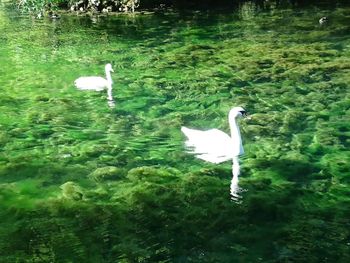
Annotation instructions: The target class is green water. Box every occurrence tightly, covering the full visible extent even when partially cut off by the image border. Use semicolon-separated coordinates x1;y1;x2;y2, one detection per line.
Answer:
1;1;350;262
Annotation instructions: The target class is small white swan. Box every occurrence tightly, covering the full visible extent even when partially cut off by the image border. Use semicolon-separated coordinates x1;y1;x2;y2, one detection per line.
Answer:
319;16;328;25
74;63;114;101
181;106;246;200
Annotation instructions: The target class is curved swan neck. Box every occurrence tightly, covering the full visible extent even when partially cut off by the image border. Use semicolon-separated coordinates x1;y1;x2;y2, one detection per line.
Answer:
229;115;241;140
105;69;113;85
228;114;243;155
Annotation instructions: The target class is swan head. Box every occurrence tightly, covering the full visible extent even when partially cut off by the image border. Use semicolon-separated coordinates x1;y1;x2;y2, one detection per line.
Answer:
105;63;114;73
229;106;247;119
319;16;328;25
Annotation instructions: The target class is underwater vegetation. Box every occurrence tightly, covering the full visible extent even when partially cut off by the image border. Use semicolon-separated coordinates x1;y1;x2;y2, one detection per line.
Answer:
0;1;350;262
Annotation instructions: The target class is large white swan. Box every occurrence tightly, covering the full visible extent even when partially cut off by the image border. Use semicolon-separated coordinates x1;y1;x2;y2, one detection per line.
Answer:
181;106;246;200
74;63;114;101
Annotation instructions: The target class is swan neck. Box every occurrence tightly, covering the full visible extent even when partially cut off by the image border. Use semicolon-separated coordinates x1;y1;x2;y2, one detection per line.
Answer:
106;69;113;84
229;115;242;150
229;115;240;137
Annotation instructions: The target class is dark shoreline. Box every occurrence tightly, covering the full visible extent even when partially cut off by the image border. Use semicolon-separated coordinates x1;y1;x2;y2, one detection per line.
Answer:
59;0;350;14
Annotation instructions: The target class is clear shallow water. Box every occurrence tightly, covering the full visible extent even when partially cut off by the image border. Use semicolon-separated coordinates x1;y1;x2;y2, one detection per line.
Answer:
0;1;350;262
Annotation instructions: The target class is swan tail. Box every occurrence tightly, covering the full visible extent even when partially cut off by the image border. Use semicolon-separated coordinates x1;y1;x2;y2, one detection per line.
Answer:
181;126;192;138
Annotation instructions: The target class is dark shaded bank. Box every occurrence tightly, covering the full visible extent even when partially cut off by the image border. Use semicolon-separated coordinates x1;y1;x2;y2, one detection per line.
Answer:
139;0;350;9
14;0;350;16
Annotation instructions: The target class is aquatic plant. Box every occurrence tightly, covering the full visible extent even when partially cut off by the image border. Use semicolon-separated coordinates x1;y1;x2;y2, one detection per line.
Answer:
89;166;126;182
60;181;84;200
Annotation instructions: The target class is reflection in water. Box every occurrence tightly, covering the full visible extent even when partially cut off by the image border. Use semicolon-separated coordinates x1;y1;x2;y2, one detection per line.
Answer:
107;98;116;108
230;156;248;202
230;156;241;201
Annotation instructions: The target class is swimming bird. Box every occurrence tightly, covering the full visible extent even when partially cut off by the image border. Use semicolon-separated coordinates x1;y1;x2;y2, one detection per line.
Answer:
181;106;246;199
319;16;328;25
181;107;246;163
74;63;114;101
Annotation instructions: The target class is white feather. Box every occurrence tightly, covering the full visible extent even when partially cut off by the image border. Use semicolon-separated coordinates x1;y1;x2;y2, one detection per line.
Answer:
181;127;233;163
181;107;245;164
74;76;109;91
74;63;114;101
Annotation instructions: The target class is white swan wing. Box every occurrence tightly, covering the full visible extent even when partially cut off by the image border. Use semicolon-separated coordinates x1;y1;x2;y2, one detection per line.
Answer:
74;76;108;91
181;126;234;164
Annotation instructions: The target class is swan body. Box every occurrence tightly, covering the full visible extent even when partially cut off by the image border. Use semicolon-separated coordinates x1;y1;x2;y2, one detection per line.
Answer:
181;106;246;200
74;63;114;100
181;107;245;164
75;76;109;91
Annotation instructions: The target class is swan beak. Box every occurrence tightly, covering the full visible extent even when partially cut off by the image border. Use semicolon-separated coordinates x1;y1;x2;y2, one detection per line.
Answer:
241;111;252;120
111;68;114;72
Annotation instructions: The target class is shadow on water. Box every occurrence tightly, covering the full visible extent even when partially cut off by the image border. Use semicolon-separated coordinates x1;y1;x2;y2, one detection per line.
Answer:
248;158;320;182
0;154;347;262
0;165;320;262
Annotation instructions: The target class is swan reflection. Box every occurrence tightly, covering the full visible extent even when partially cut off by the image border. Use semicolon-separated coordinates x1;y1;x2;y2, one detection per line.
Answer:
230;157;241;201
107;98;116;108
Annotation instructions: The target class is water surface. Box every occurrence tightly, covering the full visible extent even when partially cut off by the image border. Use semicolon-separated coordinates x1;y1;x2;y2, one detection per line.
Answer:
0;2;350;262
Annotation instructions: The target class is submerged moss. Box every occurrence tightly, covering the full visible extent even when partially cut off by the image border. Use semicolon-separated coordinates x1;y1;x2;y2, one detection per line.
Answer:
89;166;126;182
60;181;84;200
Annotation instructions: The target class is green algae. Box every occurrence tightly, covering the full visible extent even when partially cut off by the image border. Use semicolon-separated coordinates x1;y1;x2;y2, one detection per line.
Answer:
60;181;84;200
0;2;350;262
89;166;126;182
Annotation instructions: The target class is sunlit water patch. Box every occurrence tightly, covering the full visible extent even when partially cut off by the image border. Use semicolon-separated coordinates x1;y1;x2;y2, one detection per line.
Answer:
0;2;350;262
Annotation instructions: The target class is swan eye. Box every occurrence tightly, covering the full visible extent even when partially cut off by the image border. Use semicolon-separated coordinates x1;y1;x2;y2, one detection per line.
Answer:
239;110;246;116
